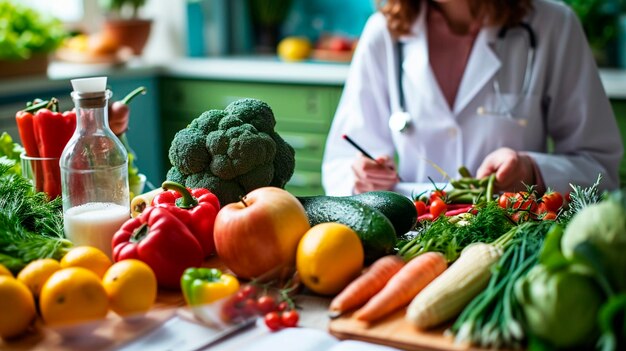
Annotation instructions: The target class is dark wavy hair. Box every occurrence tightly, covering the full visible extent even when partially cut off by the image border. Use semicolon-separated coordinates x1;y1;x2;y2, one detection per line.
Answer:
377;0;534;37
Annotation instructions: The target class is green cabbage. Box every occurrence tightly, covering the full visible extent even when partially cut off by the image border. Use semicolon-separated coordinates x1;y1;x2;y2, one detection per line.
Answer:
515;264;604;348
561;197;626;293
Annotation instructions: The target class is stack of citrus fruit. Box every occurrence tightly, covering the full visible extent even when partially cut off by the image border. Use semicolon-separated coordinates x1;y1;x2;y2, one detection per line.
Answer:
0;246;157;340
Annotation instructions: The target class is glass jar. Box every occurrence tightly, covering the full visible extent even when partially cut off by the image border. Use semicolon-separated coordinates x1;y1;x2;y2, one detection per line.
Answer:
60;83;130;258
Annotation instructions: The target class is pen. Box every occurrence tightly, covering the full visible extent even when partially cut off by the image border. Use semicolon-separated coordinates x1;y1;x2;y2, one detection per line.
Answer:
342;134;402;181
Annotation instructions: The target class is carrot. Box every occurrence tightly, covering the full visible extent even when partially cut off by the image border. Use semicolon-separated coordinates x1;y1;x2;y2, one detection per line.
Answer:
354;251;447;323
329;255;405;316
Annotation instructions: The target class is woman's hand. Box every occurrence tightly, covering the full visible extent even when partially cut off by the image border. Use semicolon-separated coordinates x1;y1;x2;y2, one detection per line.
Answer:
476;147;536;192
351;154;399;194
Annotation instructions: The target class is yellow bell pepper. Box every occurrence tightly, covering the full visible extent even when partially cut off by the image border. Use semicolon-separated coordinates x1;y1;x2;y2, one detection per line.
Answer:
181;267;239;306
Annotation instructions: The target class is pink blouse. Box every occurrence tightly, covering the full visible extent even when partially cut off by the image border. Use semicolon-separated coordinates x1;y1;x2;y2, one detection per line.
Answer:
427;5;480;109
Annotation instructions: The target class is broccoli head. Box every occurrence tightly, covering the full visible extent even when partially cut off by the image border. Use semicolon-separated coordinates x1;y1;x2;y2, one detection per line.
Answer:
167;98;295;205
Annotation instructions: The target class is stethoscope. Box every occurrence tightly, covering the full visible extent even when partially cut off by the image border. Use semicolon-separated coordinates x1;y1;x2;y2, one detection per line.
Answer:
388;22;538;133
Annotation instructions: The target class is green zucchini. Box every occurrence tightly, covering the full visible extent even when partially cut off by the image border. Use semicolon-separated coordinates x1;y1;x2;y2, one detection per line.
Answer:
297;195;397;262
346;191;417;235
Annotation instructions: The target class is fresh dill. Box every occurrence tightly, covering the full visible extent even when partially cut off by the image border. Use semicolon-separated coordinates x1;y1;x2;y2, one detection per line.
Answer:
0;160;71;273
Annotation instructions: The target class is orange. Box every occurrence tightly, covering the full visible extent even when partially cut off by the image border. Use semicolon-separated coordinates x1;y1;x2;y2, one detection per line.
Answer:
0;264;12;277
0;276;36;339
39;267;109;327
60;246;112;278
296;223;364;295
17;258;61;298
102;259;157;317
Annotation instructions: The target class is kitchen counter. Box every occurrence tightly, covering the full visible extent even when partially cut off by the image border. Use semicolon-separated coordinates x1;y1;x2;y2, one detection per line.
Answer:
1;57;624;98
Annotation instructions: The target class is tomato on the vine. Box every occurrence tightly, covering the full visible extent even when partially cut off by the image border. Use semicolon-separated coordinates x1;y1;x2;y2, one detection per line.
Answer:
256;295;276;314
242;298;257;316
430;189;446;202
277;301;289;312
542;211;557;221
498;192;516;209
264;311;283;331
281;310;299;328
235;285;257;302
414;200;427;216
429;198;448;218
511;211;530;223
512;192;538;212
541;191;564;213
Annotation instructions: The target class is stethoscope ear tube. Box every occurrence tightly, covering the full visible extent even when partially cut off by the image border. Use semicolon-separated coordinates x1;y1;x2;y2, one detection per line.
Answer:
389;40;412;133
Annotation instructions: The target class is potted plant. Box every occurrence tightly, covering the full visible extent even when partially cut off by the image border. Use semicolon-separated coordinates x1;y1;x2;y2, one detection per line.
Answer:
562;0;622;66
99;0;152;55
0;1;66;78
248;0;294;53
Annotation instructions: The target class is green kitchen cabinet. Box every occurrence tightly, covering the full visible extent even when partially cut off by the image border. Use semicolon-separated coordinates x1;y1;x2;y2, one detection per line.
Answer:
159;78;343;196
610;100;626;186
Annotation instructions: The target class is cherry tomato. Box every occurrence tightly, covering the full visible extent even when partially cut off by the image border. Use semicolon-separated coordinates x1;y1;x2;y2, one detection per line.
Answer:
430;189;446;202
281;310;299;328
536;202;548;215
498;192;516;209
512;192;538;212
277;301;289;312
414;200;427;216
541;191;564;213
256;295;276;314
264;312;283;331
235;285;257;302
511;211;530;224
242;298;257;316
429;198;448;218
220;298;239;323
542;211;557;221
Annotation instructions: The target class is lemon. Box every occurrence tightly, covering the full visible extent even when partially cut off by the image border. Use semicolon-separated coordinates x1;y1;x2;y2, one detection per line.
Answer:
0;276;36;339
17;258;61;298
296;223;364;295
278;37;312;62
60;246;112;279
40;267;109;327
102;259;157;317
0;264;12;277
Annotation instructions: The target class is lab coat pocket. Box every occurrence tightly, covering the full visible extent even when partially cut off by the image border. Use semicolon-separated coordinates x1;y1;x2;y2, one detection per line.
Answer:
479;93;543;128
477;93;544;149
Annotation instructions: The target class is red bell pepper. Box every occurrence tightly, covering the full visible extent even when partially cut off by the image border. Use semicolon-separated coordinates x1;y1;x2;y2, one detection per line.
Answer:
31;98;77;199
112;206;204;289
152;181;221;258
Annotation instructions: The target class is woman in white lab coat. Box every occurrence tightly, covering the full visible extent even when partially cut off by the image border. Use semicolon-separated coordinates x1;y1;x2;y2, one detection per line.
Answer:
322;0;623;196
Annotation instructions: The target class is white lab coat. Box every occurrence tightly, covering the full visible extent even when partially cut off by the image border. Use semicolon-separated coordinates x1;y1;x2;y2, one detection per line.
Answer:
322;0;623;196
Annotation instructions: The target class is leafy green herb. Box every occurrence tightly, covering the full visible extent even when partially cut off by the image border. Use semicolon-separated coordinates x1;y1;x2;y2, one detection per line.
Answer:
398;202;513;262
0;1;66;60
558;174;604;225
0;132;24;176
0;162;71;273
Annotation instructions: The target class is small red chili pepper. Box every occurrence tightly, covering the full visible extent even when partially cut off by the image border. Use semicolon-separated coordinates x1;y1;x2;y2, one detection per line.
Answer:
152;181;221;258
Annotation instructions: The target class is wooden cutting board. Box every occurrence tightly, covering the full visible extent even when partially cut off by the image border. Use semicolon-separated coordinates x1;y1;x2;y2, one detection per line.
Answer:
329;309;489;351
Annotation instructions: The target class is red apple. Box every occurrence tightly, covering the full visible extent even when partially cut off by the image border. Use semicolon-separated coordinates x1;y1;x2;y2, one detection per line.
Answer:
328;36;353;52
213;187;310;279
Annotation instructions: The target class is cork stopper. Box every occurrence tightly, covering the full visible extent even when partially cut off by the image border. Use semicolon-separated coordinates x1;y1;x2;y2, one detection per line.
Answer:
70;77;109;108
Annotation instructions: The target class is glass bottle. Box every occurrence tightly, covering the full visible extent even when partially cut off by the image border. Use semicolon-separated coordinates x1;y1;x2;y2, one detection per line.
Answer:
60;77;130;258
